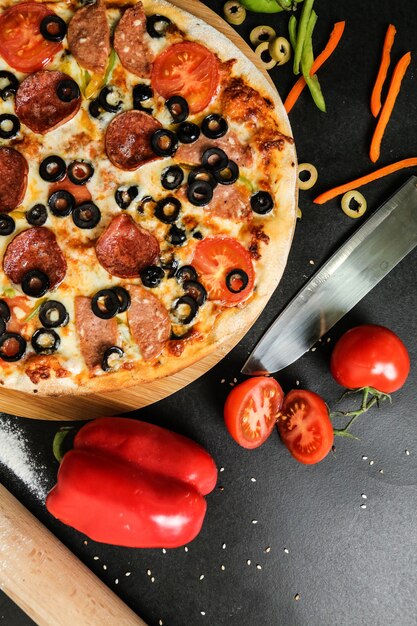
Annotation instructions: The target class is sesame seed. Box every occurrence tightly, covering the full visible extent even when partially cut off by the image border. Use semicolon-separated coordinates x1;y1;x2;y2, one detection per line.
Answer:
125;572;131;577
222;543;226;549
221;379;225;384
151;577;155;583
93;556;99;560
256;564;262;570
221;565;225;571
284;548;289;554
162;548;166;554
296;380;300;385
326;337;331;343
251;478;256;483
184;546;188;552
115;579;119;584
229;382;234;387
220;467;225;472
361;494;367;499
252;520;258;524
83;540;88;545
360;504;367;509
309;260;315;265
159;621;163;626
294;593;301;601
201;611;206;616
264;547;271;553
369;460;374;466
199;574;205;580
103;565;107;570
379;469;384;474
218;486;224;491
147;570;151;576
405;449;410;455
247;559;251;565
362;455;368;460
311;347;317;352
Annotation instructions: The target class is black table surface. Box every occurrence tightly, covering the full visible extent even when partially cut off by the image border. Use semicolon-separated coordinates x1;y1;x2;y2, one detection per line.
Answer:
2;1;417;625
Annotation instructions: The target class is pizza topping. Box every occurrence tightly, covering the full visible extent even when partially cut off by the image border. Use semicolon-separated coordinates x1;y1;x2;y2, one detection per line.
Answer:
39;155;66;183
151;129;179;158
112;286;131;313
3;227;67;291
127;285;171;362
0;300;10;323
67;0;110;75
160;252;178;278
74;296;118;370
209;183;251;221
48;190;75;217
0;71;19;101
72;202;101;230
183;280;207;307
0;332;26;362
49;176;91;207
105;110;162;171
151;42;220;115
214;160;239;185
161;166;184;191
166;96;189;123
155;197;181;224
167;224;187;246
101;345;124;372
146;14;172;39
98;85;122;114
140;265;165;289
175;131;253;168
0;216;15;237
15;71;81;135
202;148;229;172
177;122;200;145
67;161;94;186
176;265;198;283
26;204;47;227
188;167;218;190
226;269;249;294
39;301;69;329
91;289;120;320
172;295;198;325
132;83;153;113
114;3;152;78
21;269;50;298
40;15;67;43
88;99;102;119
0;114;20;140
201;114;228;140
251;190;274;214
31;328;60;355
115;185;138;210
0;147;28;213
95;214;159;278
187;180;213;207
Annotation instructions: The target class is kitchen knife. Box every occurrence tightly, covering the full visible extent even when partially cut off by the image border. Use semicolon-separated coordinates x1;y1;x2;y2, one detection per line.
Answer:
242;176;417;375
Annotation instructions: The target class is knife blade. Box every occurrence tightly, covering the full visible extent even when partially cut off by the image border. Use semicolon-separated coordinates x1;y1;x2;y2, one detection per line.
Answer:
241;176;417;375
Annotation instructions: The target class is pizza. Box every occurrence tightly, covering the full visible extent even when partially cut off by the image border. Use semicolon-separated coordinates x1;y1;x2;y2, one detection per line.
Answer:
0;0;297;395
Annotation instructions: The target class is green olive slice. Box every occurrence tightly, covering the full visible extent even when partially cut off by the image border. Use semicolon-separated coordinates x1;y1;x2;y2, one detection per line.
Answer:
250;25;276;47
341;190;367;218
224;1;246;25
298;163;318;190
269;36;291;65
255;41;277;70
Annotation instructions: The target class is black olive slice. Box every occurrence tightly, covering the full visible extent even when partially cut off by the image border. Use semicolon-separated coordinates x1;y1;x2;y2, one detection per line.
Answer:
214;160;239;185
165;96;189;123
187;180;213;207
250;190;274;215
201;147;229;172
67;160;94;185
0;71;19;101
173;295;198;325
56;79;80;103
134;102;154;115
112;286;131;313
192;230;203;240
0;114;20;139
72;202;101;229
0;299;10;323
188;167;218;189
201;114;228;139
161;165;184;190
137;195;156;215
101;345;124;372
40;15;67;42
115;185;139;210
168;224;187;246
39;155;66;183
0;318;5;336
0;215;15;236
183;280;207;306
151;129;178;157
88;98;102;118
39;300;69;328
177;122;200;144
154;197;181;224
0;332;26;362
132;83;153;102
225;268;249;293
31;328;60;355
26;204;48;227
98;85;122;113
160;254;178;278
21;270;50;298
48;190;75;217
140;265;165;288
175;265;198;283
146;14;171;38
91;289;120;319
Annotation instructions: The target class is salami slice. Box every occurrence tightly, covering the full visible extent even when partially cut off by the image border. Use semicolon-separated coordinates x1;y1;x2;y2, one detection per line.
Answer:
0;147;28;213
95;214;159;278
127;285;171;361
67;0;110;75
75;296;118;370
3;227;67;290
209;183;252;221
175;131;253;168
114;3;152;78
105;110;162;170
15;71;81;135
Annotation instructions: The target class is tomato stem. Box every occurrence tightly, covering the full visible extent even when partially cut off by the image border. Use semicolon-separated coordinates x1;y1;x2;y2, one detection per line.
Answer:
331;387;391;438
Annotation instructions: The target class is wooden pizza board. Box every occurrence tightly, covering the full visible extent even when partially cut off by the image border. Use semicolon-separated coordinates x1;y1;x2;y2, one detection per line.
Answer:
0;1;289;421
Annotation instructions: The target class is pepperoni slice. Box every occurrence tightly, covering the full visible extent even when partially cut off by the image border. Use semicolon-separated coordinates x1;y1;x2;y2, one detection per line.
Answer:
15;71;81;135
175;132;253;168
95;214;159;278
67;0;110;75
127;285;171;361
3;227;67;290
0;147;28;213
75;296;118;370
49;176;92;207
209;183;252;221
105;110;162;171
114;3;152;78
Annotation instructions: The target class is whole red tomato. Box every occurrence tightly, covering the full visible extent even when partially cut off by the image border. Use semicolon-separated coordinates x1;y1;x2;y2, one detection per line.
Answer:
330;325;410;393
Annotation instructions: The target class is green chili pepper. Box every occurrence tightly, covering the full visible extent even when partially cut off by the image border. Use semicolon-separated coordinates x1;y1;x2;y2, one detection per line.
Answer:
300;10;326;112
293;0;314;74
240;0;303;13
103;48;117;85
23;297;47;323
288;14;297;49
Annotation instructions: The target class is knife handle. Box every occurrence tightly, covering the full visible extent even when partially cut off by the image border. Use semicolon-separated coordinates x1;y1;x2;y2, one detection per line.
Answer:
0;484;146;626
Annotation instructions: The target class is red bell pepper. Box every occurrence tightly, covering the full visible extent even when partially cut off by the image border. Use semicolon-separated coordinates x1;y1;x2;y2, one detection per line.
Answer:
46;418;218;548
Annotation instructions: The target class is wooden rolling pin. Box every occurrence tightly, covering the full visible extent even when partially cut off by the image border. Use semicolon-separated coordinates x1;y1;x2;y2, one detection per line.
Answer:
0;484;146;626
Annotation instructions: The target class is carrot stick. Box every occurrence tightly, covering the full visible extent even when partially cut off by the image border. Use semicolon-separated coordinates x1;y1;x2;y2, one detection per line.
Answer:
284;21;345;114
314;158;417;204
369;52;411;163
370;24;397;118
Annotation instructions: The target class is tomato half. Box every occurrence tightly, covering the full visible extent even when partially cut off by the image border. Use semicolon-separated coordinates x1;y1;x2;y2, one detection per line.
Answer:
0;3;62;73
224;377;284;449
151;42;219;114
330;324;410;394
277;390;334;464
192;236;255;306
